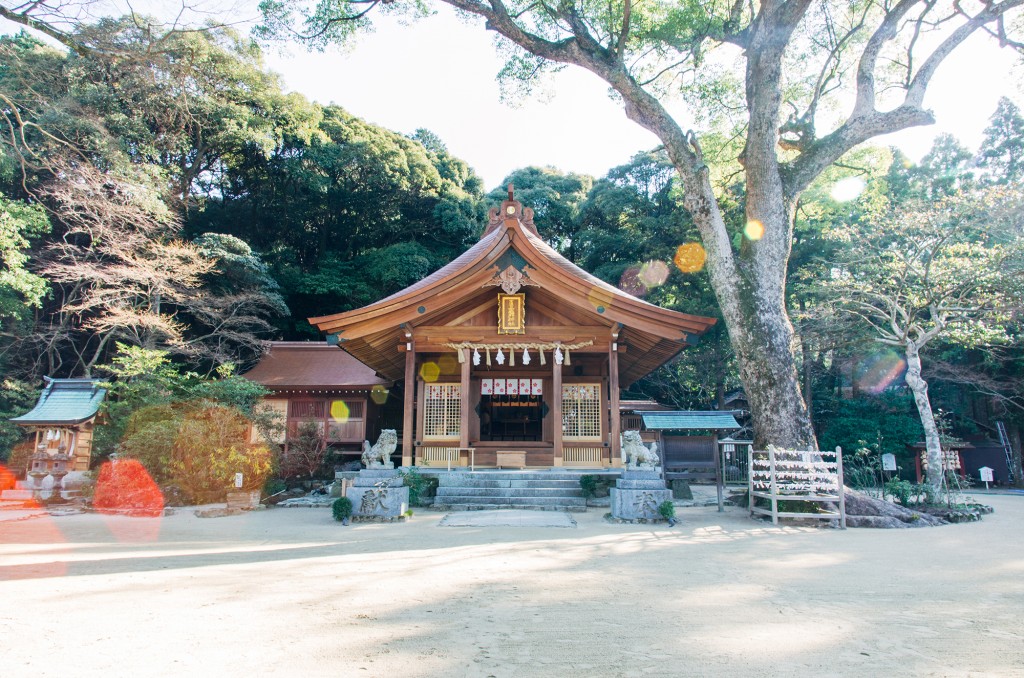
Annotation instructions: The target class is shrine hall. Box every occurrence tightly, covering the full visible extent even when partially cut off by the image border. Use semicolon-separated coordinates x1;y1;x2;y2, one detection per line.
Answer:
306;188;717;469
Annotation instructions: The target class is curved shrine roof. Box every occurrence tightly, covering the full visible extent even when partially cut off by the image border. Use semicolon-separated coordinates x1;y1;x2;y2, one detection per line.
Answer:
308;193;716;384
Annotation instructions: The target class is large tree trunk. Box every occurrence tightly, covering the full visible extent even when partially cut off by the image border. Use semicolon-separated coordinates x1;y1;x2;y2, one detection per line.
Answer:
676;164;816;451
903;341;943;491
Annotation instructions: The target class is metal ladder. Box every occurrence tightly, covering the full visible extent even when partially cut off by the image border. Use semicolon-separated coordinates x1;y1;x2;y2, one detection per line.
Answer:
997;421;1015;484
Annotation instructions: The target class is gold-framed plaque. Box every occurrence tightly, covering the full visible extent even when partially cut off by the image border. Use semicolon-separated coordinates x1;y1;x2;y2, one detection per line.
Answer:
497;293;525;335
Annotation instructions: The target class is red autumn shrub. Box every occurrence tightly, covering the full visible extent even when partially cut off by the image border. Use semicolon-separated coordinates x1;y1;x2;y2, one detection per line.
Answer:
0;463;16;491
93;459;164;516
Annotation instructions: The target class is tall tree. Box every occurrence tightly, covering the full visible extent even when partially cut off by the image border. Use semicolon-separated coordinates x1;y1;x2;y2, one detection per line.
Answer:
977;97;1024;186
825;189;1023;490
258;0;1024;448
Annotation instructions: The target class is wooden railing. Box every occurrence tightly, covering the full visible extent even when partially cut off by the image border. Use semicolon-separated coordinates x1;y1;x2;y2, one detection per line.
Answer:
562;446;605;467
417;446;462;468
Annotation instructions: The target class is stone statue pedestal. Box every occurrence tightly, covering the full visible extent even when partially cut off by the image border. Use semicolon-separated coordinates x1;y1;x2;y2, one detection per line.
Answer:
610;469;672;521
346;469;409;521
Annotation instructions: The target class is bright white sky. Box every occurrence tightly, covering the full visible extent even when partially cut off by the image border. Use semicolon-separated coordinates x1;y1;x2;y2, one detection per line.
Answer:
3;1;1022;189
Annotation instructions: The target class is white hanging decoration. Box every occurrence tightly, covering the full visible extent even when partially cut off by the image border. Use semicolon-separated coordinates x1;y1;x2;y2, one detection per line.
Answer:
496;347;505;365
486;347;491;366
565;348;571;366
539;348;546;365
522;348;531;365
472;348;481;366
554;346;564;365
509;348;515;366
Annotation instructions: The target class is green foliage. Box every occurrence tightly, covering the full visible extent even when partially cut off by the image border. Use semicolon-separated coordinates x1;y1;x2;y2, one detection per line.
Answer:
0;196;49;319
0;379;40;463
817;392;923;477
658;500;676;521
884;479;935;507
332;496;353;521
94;344;270;467
579;474;598;499
118;401;273;503
400;466;438;507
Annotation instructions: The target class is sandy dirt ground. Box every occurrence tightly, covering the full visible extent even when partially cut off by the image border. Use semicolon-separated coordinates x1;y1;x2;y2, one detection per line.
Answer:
2;494;1023;678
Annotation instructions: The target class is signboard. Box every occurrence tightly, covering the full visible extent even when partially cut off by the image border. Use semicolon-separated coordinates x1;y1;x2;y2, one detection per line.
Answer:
882;453;897;471
979;467;994;483
234;473;244;489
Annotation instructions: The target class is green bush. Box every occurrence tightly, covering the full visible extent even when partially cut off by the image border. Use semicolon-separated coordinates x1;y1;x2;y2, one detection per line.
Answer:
401;467;438;507
658;500;675;521
332;496;353;521
579;475;598;498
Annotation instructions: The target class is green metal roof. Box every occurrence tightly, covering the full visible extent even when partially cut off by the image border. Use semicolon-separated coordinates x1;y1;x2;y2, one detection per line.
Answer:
11;378;106;426
638;411;740;431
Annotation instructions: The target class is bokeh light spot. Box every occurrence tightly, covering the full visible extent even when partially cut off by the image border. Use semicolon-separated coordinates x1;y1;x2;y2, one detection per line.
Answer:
744;220;765;241
587;287;613;312
673;243;706;273
330;400;350;421
370;385;389;405
638;260;669;288
419;361;440;382
619;267;647;297
855;350;907;394
438;354;458;375
831;176;866;202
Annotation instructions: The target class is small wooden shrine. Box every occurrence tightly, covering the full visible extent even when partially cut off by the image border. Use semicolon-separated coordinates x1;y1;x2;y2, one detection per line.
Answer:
309;187;717;468
11;378;107;473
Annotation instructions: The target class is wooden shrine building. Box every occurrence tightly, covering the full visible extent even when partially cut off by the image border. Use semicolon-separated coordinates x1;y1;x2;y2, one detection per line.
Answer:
11;378;107;472
309;188;717;469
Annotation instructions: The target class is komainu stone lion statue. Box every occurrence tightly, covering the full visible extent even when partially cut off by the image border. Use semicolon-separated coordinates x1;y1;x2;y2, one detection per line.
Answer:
361;429;397;469
621;430;660;469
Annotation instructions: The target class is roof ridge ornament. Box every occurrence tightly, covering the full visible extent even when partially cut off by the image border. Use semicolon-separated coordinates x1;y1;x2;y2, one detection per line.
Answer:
483;182;538;237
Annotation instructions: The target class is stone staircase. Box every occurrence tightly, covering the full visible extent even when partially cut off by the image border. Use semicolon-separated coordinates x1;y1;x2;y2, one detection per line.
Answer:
431;471;616;513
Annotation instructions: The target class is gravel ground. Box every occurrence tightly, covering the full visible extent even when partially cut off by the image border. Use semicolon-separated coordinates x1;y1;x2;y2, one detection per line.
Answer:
1;494;1022;678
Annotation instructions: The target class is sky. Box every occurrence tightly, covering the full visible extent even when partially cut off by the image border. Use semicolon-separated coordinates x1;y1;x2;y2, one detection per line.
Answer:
3;1;1022;190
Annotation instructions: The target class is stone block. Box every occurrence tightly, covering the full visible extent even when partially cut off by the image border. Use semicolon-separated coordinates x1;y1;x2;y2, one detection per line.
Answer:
610;487;673;521
351;469;405;487
619;469;663;481
670;479;693;500
347;484;409;519
616;479;668;490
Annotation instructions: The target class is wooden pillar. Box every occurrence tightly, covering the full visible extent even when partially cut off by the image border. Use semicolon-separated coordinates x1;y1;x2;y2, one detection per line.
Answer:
609;342;621;468
460;348;471;449
402;341;415;467
552;356;563;466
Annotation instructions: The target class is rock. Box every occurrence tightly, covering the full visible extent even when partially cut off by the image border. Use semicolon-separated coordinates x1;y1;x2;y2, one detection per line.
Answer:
844;490;946;527
847;515;912;529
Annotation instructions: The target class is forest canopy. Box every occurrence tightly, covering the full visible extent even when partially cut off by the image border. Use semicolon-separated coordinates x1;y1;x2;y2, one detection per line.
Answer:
0;8;1022;487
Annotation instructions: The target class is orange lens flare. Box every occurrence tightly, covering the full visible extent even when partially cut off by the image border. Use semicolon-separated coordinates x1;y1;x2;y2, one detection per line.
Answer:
673;243;706;273
744;220;765;240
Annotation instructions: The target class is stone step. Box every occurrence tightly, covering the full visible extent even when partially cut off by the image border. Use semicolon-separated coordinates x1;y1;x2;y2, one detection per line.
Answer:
437;478;584;490
435;487;583;498
435;502;588;513
432;472;616;482
0;489;35;501
434;494;586;507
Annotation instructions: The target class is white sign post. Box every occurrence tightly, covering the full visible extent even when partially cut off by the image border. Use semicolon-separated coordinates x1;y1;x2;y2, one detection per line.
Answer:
882;454;897;471
979;466;994;490
234;472;244;489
